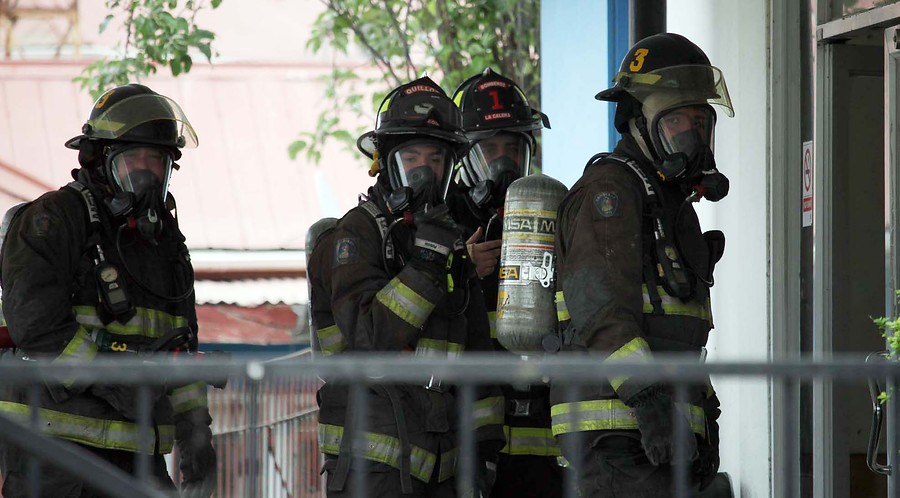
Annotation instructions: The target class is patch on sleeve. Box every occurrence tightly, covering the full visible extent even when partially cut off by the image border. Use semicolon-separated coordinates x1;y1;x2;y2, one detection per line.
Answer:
334;238;359;266
29;213;54;237
593;192;621;218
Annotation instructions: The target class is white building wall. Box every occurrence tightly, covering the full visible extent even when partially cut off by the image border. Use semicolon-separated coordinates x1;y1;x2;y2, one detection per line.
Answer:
669;2;772;496
542;1;776;496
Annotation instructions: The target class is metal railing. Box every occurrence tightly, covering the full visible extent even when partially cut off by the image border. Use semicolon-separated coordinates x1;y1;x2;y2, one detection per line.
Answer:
1;353;900;497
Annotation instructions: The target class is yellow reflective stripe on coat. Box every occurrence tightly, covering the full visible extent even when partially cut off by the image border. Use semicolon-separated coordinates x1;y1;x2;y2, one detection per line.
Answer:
169;382;208;414
414;338;464;359
72;305;189;338
473;395;505;429
606;337;653;392
555;291;570;322
53;326;99;388
641;285;712;324
376;277;435;329
550;399;706;438
487;311;497;339
438;447;459;482
316;324;346;355
318;423;436;482
0;401;175;454
500;426;561;456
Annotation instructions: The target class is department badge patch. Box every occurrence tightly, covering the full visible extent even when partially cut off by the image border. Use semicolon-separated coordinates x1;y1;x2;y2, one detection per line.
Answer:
594;192;620;218
334;238;358;266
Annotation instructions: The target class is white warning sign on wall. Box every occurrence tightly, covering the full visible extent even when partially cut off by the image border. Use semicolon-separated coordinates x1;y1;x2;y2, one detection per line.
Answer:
802;140;813;228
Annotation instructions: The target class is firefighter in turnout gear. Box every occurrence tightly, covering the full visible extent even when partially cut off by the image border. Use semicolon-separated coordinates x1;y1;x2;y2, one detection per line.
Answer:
447;68;563;498
316;76;506;497
550;33;731;496
0;84;216;497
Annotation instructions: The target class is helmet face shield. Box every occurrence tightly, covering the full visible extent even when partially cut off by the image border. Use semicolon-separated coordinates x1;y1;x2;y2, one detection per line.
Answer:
86;93;198;148
464;132;532;186
107;145;174;202
387;139;456;208
614;65;733;117
655;105;716;157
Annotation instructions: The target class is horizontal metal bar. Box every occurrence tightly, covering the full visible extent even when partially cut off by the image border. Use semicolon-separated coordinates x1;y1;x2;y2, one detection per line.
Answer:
2;354;900;385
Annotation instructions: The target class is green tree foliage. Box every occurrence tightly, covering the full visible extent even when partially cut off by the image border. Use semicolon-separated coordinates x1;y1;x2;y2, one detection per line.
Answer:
289;0;541;164
872;289;900;402
74;0;222;99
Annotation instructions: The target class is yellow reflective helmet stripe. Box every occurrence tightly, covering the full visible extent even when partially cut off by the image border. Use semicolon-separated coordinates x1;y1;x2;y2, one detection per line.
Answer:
500;426;561;456
318;423;436;483
550;398;706;438
0;401;175;454
376;277;435;328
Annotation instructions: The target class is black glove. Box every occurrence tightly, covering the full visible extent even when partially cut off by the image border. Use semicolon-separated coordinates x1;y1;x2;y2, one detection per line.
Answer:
628;386;698;466
176;408;217;498
411;205;463;277
475;457;498;498
695;392;721;490
90;383;166;421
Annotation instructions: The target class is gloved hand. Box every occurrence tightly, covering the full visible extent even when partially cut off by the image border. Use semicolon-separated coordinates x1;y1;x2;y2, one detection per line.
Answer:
90;383;166;421
475;457;498;498
411;205;463;277
176;408;217;498
465;226;502;279
695;392;721;490
628;386;698;466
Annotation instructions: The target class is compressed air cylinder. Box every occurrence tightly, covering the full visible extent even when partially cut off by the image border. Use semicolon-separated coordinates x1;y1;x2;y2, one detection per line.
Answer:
495;174;568;355
305;217;339;356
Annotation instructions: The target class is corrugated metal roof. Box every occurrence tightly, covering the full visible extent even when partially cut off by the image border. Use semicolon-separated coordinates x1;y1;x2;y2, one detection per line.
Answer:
193;278;307;306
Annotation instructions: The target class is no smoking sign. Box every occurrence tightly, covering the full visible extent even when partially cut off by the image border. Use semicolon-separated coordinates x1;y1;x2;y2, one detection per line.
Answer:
802;141;813;227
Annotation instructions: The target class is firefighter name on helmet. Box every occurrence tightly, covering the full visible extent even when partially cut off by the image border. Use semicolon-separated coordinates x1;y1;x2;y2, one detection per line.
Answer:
357;76;469;214
597;33;734;189
452;68;550;210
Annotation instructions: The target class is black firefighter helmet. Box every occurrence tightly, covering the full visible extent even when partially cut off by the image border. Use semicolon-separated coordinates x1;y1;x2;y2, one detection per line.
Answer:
356;76;468;213
597;33;734;183
452;68;550;210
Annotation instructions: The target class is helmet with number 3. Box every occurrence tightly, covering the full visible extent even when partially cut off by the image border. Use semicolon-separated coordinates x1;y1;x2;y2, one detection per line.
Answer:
597;33;734;182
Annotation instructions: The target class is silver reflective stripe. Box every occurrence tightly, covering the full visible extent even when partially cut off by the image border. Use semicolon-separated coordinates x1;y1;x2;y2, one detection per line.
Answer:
607;337;653;392
0;401;175;454
316;324;346;355
169;382;208;414
376;277;434;328
317;423;436;482
414;338;464;359
73;305;189;338
54;327;99;388
550;399;706;437
473;395;504;429
501;426;561;456
555;291;569;322
641;284;713;324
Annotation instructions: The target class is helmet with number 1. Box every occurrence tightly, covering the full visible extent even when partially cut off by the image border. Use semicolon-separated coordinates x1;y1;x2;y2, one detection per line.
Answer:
452;68;550;210
597;33;734;182
357;76;468;212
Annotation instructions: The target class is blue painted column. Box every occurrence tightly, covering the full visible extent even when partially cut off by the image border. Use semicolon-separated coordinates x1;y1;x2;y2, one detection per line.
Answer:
540;0;629;188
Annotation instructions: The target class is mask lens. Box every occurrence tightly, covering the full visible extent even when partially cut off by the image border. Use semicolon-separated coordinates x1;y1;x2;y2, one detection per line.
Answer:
465;133;531;185
390;140;453;196
109;146;173;201
656;106;715;157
